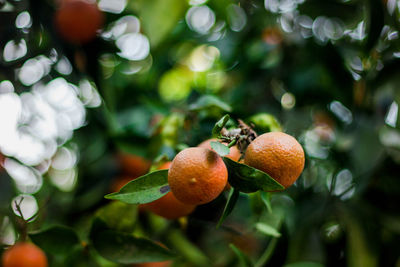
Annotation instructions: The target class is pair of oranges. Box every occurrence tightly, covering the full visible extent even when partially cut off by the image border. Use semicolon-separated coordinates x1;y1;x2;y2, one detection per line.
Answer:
169;132;305;205
146;131;305;220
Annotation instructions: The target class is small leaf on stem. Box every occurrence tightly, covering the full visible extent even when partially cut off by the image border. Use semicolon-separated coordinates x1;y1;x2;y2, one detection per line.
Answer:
105;170;169;204
210;141;230;157
223;157;284;193
212;114;230;136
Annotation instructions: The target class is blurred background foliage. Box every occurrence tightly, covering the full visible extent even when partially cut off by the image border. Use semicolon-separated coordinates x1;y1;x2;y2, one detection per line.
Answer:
1;0;400;266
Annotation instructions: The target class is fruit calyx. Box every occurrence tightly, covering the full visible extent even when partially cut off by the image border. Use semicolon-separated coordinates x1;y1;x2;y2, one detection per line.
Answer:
220;119;258;156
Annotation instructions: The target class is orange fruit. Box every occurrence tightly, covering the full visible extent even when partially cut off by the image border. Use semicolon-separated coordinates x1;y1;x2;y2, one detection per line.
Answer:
2;242;48;267
143;191;196;219
143;162;196;219
168;147;228;205
244;132;305;188
117;153;151;177
198;138;241;161
54;0;104;44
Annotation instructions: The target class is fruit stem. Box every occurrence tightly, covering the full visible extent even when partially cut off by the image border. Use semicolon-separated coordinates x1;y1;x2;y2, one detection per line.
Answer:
227;139;237;148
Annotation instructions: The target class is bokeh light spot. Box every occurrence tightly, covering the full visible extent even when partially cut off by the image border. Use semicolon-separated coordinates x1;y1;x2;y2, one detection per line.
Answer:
11;194;38;220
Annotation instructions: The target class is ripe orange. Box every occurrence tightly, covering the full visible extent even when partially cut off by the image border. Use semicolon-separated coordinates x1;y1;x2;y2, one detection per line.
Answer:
143;191;196;219
168;147;228;205
117;153;151;177
2;242;48;267
244;132;305;188
54;0;104;44
198;138;241;161
143;162;196;219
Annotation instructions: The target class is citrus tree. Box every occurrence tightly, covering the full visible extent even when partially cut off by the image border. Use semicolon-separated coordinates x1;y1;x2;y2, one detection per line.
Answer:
1;0;400;266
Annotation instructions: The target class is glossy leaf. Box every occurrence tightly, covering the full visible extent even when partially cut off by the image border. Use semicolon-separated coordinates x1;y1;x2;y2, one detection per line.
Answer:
255;222;281;238
212;114;230;136
223;157;284;193
105;170;169;204
189;95;232;113
210;141;230;157
247;113;282;132
217;188;240;228
30;226;80;255
91;219;175;264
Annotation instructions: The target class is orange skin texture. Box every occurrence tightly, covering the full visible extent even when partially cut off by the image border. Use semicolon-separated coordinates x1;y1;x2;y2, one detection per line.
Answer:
2;242;48;267
198;139;240;191
168;148;228;205
143;161;196;219
198;138;241;162
117;153;151;177
244;132;305;188
54;0;104;44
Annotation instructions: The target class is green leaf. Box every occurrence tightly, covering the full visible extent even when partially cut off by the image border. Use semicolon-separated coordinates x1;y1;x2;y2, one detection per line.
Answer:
223;157;285;193
129;0;188;48
212;114;230;136
247;113;282;132
189;95;232;113
91;219;175;264
105;170;169;204
255;223;281;238
229;244;254;267
217;188;240;228
96;201;138;233
210;141;230;157
30;226;80;255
